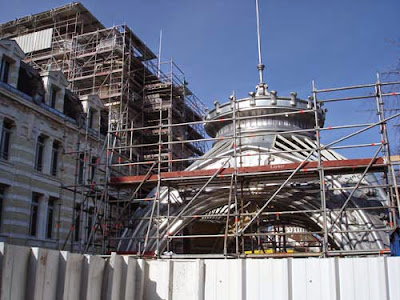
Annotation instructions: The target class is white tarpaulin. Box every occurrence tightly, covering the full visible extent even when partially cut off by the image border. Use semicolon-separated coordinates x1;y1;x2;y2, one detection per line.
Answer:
13;28;53;53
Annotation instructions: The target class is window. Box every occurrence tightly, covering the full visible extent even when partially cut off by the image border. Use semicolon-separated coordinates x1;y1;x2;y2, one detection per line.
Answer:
29;193;41;236
74;203;81;242
90;156;98;182
0;57;10;84
0;185;5;230
87;207;94;241
0;119;13;160
51;141;60;176
46;197;57;239
49;85;58;109
34;135;46;172
88;108;96;129
78;153;85;184
100;111;108;136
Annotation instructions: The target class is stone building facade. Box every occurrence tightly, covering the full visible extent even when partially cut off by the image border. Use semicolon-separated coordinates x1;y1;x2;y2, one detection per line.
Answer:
0;40;105;250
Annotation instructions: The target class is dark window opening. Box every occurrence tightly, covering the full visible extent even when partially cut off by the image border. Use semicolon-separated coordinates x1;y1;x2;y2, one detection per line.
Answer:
0;119;13;160
35;135;46;172
63;90;84;123
50;85;58;109
17;61;43;99
88;109;96;129
87;207;94;241
78;153;85;184
30;193;40;236
100;110;108;136
0;58;11;84
51;141;60;176
46;197;56;239
74;203;81;242
0;185;5;230
90;156;97;182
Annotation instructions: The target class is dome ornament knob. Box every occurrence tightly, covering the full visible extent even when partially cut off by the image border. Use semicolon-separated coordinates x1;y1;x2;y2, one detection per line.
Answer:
290;92;297;107
214;101;220;115
256;83;269;96
307;96;313;109
249;91;256;106
270;90;277;105
229;92;236;109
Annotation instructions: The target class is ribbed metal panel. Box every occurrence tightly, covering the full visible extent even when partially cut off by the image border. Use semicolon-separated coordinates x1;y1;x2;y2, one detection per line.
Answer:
13;28;53;53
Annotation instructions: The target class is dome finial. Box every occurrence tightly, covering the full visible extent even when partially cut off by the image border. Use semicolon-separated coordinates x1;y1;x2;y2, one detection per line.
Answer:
255;0;268;96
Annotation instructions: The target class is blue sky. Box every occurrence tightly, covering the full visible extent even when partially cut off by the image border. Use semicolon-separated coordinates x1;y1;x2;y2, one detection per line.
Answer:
1;0;400;155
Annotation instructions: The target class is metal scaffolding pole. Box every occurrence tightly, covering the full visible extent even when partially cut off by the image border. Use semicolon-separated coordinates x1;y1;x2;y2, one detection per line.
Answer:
312;81;329;255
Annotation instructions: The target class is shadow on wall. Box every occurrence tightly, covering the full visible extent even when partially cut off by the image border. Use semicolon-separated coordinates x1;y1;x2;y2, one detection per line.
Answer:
145;279;164;300
136;259;164;300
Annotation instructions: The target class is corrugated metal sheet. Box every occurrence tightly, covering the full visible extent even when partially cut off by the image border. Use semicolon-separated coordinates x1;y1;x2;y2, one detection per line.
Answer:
12;28;53;53
291;258;336;300
1;243;399;300
246;259;289;300
338;257;387;300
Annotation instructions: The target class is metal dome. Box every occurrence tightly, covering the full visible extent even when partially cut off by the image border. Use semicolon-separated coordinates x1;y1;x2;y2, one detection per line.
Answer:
117;85;389;255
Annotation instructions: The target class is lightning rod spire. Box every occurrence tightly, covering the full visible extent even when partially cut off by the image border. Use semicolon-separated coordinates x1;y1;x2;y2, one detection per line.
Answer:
255;0;268;95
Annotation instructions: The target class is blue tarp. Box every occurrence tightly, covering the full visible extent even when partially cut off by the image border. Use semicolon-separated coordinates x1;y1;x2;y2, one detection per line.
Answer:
390;229;400;256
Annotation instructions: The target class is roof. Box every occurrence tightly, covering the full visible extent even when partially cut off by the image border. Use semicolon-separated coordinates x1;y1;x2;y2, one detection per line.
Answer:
123;25;156;60
0;2;156;60
0;2;104;38
0;39;25;60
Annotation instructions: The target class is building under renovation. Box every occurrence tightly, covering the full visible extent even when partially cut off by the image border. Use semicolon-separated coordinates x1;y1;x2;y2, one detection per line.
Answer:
113;76;400;257
0;2;206;252
2;2;400;300
0;38;107;249
0;2;399;259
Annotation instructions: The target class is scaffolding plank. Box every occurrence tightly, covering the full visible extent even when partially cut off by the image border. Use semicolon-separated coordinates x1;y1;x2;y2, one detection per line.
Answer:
110;157;385;185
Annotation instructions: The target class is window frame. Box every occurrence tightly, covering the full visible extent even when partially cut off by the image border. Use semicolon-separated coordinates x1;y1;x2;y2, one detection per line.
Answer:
78;153;85;184
51;141;60;176
49;85;58;109
0;119;13;160
88;108;96;129
0;57;11;84
86;206;94;241
46;197;57;239
90;156;98;182
34;135;46;172
74;203;81;242
0;185;5;231
29;192;41;237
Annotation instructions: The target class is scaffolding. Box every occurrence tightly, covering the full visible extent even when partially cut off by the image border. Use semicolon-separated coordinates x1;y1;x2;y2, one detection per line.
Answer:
2;3;400;257
62;51;207;253
108;76;400;257
0;3;207;254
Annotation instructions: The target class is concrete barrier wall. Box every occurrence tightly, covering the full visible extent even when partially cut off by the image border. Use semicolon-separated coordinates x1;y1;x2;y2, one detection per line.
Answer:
0;242;399;300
